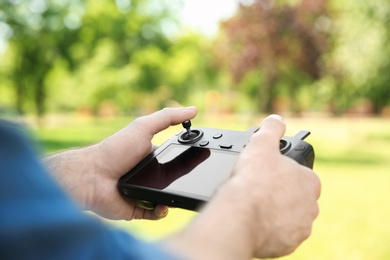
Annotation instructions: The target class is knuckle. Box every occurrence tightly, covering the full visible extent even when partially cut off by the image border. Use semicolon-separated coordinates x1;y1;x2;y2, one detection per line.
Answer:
311;173;322;198
132;115;147;126
313;203;320;219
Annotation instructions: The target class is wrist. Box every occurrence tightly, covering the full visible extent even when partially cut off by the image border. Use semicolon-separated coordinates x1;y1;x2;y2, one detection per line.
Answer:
81;145;100;212
42;146;97;210
82;142;114;213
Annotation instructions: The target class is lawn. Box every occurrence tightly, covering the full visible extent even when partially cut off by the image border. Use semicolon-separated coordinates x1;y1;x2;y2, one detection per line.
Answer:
35;114;390;260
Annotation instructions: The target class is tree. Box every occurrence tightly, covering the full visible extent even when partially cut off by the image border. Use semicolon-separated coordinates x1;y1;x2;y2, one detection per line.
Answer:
359;1;390;113
0;0;83;116
0;0;183;117
214;0;332;113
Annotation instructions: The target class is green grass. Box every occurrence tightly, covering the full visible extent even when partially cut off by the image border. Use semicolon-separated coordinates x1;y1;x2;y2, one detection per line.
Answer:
34;114;390;260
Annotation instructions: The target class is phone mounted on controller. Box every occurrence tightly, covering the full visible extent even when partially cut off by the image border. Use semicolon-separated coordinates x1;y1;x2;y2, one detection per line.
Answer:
118;120;315;211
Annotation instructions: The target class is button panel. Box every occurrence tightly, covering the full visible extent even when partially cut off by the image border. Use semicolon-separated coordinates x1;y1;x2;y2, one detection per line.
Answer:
175;127;268;153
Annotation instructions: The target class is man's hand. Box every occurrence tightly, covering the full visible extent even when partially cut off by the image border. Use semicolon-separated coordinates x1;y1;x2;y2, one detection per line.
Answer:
232;115;321;258
164;115;321;260
43;107;197;221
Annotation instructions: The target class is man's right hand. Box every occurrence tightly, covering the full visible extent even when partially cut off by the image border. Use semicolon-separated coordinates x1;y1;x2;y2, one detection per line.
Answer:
231;114;321;258
163;114;321;260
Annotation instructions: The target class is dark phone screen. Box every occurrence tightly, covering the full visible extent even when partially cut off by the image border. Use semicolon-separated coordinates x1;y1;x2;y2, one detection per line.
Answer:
125;144;239;198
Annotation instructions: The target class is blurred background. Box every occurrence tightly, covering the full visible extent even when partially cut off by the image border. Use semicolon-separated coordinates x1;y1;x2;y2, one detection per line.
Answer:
1;0;390;259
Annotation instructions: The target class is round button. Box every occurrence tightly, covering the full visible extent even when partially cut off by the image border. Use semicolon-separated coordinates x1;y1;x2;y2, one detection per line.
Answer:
199;141;209;147
213;133;223;139
279;139;291;154
219;144;233;149
294;144;306;151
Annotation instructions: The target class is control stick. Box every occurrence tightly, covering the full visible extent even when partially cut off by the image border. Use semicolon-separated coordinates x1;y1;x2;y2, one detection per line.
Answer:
179;120;203;143
182;120;192;137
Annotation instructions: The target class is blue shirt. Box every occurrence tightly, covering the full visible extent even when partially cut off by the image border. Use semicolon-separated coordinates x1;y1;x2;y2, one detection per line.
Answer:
0;120;175;259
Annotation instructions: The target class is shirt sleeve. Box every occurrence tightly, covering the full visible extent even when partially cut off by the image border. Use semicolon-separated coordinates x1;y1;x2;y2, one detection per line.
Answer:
0;120;176;260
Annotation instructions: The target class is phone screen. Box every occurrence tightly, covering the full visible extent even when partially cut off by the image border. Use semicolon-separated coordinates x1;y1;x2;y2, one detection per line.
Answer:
124;144;239;198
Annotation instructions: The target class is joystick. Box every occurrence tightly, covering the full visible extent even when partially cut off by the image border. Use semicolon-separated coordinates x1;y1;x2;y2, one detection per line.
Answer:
182;120;192;137
179;120;203;143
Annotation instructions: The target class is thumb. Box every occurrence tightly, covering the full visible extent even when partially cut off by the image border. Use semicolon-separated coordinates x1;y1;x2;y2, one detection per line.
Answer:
249;114;286;153
131;107;198;137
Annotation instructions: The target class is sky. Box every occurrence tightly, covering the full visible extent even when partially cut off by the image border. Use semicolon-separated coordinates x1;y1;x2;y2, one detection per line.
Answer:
179;0;240;36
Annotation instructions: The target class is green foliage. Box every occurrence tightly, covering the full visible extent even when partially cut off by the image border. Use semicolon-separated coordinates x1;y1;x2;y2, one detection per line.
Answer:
359;1;390;112
0;0;184;115
211;0;390;115
1;0;390;116
0;0;83;115
329;0;390;114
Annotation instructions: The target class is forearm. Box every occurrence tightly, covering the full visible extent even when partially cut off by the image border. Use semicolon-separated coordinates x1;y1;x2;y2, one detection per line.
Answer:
42;145;97;210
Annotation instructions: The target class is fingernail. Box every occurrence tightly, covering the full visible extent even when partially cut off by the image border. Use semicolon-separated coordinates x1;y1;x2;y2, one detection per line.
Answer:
157;206;169;218
267;114;284;122
160;209;168;218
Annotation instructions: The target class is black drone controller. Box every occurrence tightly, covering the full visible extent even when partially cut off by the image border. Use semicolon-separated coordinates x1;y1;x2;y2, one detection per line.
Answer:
118;120;315;211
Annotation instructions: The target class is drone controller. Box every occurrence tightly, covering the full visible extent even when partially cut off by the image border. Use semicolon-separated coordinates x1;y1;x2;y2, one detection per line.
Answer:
118;120;315;211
